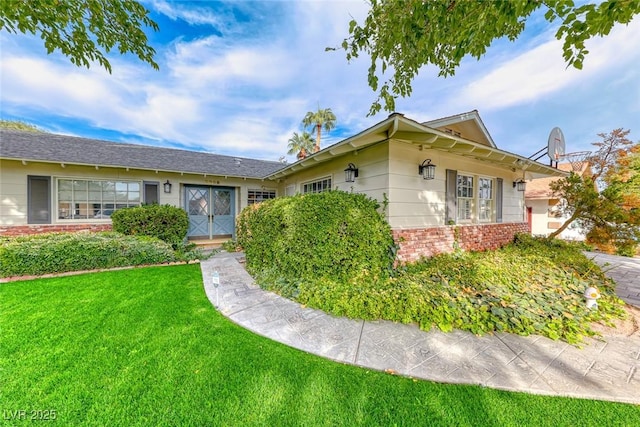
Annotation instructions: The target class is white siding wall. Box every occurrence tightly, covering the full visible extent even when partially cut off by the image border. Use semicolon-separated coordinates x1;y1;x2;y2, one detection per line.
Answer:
387;141;526;228
528;199;549;236
0;159;269;225
527;198;586;240
274;140;528;229
276;142;390;207
0;160;28;225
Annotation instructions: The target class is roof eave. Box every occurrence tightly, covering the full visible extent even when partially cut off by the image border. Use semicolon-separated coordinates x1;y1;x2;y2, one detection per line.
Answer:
266;114;402;180
266;114;567;180
1;156;268;180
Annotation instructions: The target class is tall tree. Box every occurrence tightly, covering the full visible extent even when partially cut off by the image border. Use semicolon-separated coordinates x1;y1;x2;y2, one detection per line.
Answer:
287;131;315;160
338;0;640;115
549;129;639;252
0;0;159;73
302;107;337;153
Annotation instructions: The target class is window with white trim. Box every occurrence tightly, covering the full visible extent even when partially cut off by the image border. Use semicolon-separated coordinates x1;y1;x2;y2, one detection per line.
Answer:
302;177;332;194
57;179;141;219
248;189;276;205
447;170;502;224
478;177;494;222
456;174;474;221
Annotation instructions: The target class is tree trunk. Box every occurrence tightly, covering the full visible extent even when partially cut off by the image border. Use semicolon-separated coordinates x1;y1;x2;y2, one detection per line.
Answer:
549;210;581;239
314;124;321;152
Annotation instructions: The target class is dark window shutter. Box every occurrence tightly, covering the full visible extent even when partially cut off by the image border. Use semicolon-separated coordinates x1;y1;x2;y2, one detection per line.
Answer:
445;169;457;224
496;178;503;223
144;182;159;204
28;175;51;224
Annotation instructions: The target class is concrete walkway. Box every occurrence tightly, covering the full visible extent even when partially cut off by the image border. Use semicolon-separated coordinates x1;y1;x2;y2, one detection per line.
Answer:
200;252;640;405
586;252;640;308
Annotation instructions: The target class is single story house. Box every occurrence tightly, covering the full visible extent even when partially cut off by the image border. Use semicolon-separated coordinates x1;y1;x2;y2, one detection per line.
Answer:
525;162;589;240
0;111;565;261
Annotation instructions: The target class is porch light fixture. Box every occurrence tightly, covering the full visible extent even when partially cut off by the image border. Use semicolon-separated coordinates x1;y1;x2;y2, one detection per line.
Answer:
163;180;172;193
418;159;436;180
344;163;359;183
513;179;526;191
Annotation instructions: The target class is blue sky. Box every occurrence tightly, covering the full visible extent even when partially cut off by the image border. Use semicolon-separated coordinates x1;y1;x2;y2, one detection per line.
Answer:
1;1;639;163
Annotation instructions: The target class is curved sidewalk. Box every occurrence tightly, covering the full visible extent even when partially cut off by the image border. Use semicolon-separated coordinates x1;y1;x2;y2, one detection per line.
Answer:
200;252;640;405
586;252;640;308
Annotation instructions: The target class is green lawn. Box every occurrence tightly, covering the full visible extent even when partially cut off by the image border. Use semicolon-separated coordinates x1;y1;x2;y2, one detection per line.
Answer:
1;265;638;426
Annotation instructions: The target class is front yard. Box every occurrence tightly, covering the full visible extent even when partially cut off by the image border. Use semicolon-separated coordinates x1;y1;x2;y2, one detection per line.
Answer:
2;265;638;426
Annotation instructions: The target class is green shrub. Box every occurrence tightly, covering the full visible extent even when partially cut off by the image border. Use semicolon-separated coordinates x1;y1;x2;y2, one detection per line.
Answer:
237;191;396;295
615;242;638;257
111;204;189;249
221;239;242;252
0;232;176;277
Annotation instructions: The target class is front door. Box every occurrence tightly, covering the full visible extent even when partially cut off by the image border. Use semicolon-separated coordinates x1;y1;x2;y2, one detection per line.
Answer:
185;186;235;239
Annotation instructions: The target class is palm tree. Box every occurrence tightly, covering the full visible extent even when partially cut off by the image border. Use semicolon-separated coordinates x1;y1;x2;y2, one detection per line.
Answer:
302;107;336;153
287;131;315;160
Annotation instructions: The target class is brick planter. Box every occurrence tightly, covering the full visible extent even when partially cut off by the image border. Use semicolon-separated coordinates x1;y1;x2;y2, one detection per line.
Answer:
0;224;113;237
393;223;529;263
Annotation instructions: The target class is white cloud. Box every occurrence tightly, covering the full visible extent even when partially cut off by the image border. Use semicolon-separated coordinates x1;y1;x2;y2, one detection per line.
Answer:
453;18;640;111
167;36;297;89
1;56;120;117
1;1;637;163
151;0;234;29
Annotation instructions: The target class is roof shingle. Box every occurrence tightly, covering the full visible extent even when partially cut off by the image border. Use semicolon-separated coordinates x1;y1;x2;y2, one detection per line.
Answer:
0;129;285;178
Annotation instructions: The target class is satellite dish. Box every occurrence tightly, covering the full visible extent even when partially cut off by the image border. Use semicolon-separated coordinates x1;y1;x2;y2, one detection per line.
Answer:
547;127;566;161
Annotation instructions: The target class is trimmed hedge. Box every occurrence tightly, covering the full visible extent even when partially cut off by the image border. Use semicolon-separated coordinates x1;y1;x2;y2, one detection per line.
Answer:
0;232;176;277
111;204;189;248
237;191;396;295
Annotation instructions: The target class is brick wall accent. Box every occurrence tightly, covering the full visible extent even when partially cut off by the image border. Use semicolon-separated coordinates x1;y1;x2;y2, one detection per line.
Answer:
0;224;112;237
393;223;530;263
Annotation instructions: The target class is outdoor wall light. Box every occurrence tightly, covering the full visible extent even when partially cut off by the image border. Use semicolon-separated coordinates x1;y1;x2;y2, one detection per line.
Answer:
513;179;526;192
418;159;436;180
344;163;359;183
163;180;172;193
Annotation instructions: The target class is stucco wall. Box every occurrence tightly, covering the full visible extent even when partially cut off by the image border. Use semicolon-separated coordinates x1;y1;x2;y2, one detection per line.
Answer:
0;159;274;228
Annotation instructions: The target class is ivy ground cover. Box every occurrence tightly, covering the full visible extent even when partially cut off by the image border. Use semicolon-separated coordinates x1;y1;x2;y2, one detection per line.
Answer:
237;192;626;345
293;237;628;344
2;265;638;426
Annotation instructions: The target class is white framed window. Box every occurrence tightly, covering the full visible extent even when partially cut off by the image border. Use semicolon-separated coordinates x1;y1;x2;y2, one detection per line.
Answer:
57;178;141;220
248;189;276;205
478;177;494;222
457;174;474;222
447;170;503;224
302;177;332;194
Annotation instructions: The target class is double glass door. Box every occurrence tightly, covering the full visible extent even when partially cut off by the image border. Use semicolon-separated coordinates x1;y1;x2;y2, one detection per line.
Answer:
185;186;235;238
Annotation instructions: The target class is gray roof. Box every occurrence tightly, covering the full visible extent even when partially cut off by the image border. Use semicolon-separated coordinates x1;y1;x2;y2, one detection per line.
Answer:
0;129;285;179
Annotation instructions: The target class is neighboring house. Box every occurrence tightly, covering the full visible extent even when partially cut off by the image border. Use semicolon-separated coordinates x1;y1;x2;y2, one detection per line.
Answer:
525;162;590;240
0;110;565;261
